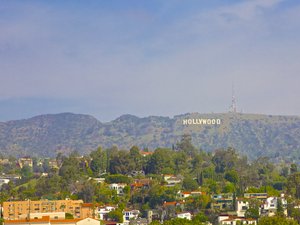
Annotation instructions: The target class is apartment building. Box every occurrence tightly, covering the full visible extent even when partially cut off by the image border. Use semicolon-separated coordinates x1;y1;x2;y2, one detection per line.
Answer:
3;216;100;225
3;199;84;220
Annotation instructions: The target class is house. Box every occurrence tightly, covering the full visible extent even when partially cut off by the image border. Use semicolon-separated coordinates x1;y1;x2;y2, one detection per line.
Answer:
244;193;267;200
129;171;145;177
109;183;127;195
218;215;257;225
163;201;185;218
96;205;116;220
163;201;185;208
139;151;153;157
190;191;203;196
178;191;191;198
177;190;203;199
220;217;257;225
211;193;233;210
0;159;10;165
163;175;182;187
89;177;105;184
81;203;99;219
48;160;59;169
0;178;10;187
130;179;151;191
122;209;140;224
260;196;287;217
18;157;33;169
236;199;249;217
176;212;192;220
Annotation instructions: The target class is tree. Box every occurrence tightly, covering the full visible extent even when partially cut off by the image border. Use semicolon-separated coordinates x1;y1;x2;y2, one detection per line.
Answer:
276;198;285;217
245;199;260;221
281;166;289;177
106;174;131;184
182;177;199;191
109;150;134;174
145;148;175;174
185;195;210;212
35;175;64;199
176;134;197;157
192;212;208;223
129;146;143;171
291;164;298;174
163;218;192;225
287;172;300;199
222;182;235;193
96;184;115;204
173;152;188;174
147;184;177;209
212;148;238;173
225;170;239;184
59;154;82;182
77;181;96;203
65;213;74;219
20;165;33;180
90;147;107;176
107;209;123;223
149;221;161;225
258;216;298;225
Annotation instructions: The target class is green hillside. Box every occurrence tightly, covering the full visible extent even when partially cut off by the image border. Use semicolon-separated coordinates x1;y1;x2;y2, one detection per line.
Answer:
0;112;299;160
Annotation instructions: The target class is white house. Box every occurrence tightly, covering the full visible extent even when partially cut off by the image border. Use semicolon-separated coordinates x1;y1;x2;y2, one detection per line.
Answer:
218;215;257;225
0;178;10;187
163;174;183;187
123;209;140;224
177;191;191;198
236;200;249;217
96;205;116;220
176;212;192;220
109;183;127;195
261;196;287;217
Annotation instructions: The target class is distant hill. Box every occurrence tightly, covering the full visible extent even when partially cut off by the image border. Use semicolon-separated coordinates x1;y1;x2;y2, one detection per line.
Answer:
0;112;300;160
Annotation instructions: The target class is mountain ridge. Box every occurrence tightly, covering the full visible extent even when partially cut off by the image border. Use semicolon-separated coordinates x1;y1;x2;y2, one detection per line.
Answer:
0;112;299;160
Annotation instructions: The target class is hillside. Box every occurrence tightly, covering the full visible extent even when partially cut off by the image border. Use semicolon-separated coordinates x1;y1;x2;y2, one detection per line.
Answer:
0;112;300;159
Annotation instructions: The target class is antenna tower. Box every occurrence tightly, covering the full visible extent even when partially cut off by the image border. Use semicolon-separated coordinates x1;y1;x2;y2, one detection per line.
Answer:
230;84;237;113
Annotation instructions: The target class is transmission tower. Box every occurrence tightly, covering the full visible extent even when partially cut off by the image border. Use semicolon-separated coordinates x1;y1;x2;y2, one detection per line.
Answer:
230;84;237;113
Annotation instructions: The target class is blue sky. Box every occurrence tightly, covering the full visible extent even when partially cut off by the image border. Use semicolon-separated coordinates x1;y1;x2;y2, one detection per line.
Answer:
0;0;300;122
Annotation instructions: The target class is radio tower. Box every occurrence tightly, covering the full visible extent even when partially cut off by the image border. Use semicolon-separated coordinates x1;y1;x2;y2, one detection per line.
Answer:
230;83;237;113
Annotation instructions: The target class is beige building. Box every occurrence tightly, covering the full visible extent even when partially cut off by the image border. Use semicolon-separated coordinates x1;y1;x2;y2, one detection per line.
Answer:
18;158;33;169
3;200;85;220
19;212;65;220
4;216;101;225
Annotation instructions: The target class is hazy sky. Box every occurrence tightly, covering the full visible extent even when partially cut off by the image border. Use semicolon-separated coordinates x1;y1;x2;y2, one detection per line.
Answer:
1;0;300;122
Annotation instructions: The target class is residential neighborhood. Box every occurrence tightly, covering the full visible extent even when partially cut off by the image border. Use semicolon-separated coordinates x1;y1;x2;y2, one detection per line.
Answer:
0;140;300;225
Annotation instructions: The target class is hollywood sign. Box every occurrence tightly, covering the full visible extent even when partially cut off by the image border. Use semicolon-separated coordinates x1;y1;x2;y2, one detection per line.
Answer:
182;118;221;125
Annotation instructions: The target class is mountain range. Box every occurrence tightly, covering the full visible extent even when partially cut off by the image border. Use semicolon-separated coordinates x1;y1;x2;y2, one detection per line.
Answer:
0;112;300;160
